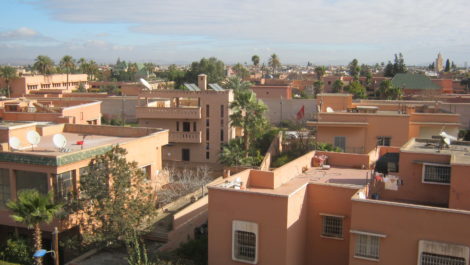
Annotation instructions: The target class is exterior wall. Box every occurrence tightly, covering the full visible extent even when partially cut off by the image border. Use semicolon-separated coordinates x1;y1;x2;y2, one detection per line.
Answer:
2;74;89;98
317;94;352;112
137;90;234;164
316;126;366;153
208;188;290;265
262;98;316;124
286;186;308;265
449;164;470;211
250;85;292;100
378;151;451;206
307;184;359;265
349;198;470;265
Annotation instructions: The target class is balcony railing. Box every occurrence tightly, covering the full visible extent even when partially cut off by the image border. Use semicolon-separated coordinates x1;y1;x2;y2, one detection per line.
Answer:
136;107;202;119
169;131;202;143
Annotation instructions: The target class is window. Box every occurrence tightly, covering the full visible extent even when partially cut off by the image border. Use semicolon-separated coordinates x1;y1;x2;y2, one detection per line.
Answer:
182;149;190;161
334;136;346;151
321;215;343;238
193;122;197;132
206;119;210;127
206;128;210;141
206;143;210;150
421;253;465;265
221;119;224;126
206;152;210;160
232;220;258;264
16;170;48;195
0;169;10;208
422;164;451;184
55;171;74;201
221;105;224;118
183;122;191;132
176;121;180;131
377;136;391;146
140;165;152;180
220;129;224;142
355;234;380;260
206;104;210;117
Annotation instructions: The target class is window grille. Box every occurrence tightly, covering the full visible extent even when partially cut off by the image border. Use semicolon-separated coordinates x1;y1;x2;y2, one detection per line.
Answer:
421;252;465;265
377;137;391;146
234;231;256;262
423;164;451;184
355;234;380;260
322;215;343;238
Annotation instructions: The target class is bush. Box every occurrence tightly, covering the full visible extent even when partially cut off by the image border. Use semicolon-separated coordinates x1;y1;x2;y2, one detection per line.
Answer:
176;235;208;265
0;237;34;265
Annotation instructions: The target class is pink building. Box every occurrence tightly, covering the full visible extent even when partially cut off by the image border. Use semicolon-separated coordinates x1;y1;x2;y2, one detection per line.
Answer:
0;74;89;97
208;136;470;265
250;85;292;99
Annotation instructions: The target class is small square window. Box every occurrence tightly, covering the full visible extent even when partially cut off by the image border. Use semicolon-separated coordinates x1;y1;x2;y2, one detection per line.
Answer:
355;234;380;260
232;220;258;264
322;215;343;238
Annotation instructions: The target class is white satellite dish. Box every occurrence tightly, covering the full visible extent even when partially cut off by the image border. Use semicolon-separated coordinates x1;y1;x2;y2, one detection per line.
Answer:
9;137;21;150
140;78;152;90
326;107;334;113
26;130;41;145
53;134;67;149
439;131;457;141
443;137;451;146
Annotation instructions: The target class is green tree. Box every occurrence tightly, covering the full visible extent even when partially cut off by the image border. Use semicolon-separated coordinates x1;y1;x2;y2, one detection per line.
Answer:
348;59;360;80
232;63;250;80
77;58;87;73
313;80;324;97
346;81;366;99
60;55;76;91
143;63;156;79
268;53;281;74
378;80;402;100
393;53;407;74
229;89;268;156
445;59;451;72
7;190;61;265
314;66;326;80
72;145;157;247
384;61;394;77
160;64;187;89
223;76;252;90
186;57;225;84
251;55;260;67
33;55;55;75
332;79;344;93
0;66;17;97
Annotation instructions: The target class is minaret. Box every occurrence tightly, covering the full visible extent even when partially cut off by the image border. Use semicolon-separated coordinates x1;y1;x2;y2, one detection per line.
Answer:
436;53;443;72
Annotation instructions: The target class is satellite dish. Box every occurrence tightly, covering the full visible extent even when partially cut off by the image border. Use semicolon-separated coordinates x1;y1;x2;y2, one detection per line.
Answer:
439;131;457;141
140;78;152;90
9;137;21;150
443;137;451;146
26;130;41;145
53;134;67;149
326;107;334;113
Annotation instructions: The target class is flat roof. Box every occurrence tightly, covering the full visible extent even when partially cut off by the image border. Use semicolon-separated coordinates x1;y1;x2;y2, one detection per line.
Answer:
401;138;470;165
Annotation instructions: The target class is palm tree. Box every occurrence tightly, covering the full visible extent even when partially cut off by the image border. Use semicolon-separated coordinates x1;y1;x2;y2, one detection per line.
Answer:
314;66;326;80
268;54;281;75
7;189;61;265
0;66;18;97
332;79;344;93
251;55;260;67
127;63;138;82
33;55;55;75
77;58;87;74
60;55;76;91
86;60;99;81
224;76;252;90
313;80;324;97
230;89;267;156
143;63;156;79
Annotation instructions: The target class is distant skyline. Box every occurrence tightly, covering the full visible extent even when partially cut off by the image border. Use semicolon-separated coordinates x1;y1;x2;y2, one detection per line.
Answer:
0;0;469;66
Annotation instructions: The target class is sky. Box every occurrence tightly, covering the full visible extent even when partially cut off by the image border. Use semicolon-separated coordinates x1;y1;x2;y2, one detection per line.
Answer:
0;0;469;66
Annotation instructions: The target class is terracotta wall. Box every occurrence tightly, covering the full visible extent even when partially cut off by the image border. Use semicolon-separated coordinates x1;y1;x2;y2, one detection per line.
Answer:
250;86;292;99
316;151;371;169
449;164;470;211
317;94;352;112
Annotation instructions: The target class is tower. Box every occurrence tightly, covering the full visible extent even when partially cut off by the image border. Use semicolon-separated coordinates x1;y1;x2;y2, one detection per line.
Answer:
435;53;443;72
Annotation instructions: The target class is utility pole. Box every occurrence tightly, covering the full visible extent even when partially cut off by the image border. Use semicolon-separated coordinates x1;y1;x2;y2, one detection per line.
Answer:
53;227;59;265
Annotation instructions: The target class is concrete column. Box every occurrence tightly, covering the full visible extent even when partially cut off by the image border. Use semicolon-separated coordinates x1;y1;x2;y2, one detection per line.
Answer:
9;169;16;200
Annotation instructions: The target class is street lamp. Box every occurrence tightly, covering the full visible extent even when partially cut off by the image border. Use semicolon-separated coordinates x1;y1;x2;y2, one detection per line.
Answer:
33;227;60;265
33;249;55;259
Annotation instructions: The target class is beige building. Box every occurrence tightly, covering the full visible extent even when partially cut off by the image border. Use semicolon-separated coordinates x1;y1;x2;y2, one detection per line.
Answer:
0;74;89;97
136;75;235;164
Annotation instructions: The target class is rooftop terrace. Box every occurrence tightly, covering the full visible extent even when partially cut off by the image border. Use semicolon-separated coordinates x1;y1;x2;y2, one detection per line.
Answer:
401;138;470;165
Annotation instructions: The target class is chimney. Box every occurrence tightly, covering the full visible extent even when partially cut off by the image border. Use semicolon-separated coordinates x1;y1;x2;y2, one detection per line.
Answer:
198;74;207;90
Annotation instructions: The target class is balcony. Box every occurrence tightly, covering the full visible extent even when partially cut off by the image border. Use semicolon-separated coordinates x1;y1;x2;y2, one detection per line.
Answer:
169;131;202;143
136;106;202;119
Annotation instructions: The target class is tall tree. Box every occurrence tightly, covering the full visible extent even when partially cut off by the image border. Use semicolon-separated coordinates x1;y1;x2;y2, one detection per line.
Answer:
251;55;260;67
378;80;402;100
444;59;450;72
0;66;18;97
143;62;156;79
186;57;225;84
72;146;157;247
33;55;55;75
224;76;252;90
127;63;138;82
229;89;268;156
60;55;76;91
268;54;281;74
332;79;344;93
393;53;407;74
77;58;87;73
314;66;326;80
348;59;361;80
232;63;250;80
7;190;61;265
313;80;324;97
384;61;395;77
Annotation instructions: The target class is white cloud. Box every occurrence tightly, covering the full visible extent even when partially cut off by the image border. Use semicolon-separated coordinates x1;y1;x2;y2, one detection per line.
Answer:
0;27;56;43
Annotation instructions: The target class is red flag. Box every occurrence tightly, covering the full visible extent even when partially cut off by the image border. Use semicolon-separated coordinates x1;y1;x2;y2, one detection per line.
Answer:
296;105;305;120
